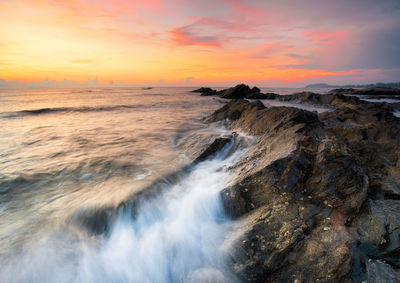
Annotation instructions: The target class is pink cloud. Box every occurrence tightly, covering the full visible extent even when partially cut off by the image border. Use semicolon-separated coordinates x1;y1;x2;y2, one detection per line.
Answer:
303;30;349;45
250;43;293;58
224;0;267;19
169;27;222;48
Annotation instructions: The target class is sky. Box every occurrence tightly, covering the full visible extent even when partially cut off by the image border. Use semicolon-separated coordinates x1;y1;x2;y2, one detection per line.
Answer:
0;0;399;88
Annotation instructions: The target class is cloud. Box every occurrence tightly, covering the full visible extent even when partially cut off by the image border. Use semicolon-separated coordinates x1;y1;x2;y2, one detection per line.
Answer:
169;27;222;48
2;0;400;86
286;53;311;59
303;30;349;46
249;43;292;59
277;64;320;70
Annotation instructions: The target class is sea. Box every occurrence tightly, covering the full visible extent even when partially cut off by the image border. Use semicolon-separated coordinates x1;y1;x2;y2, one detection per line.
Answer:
0;86;332;282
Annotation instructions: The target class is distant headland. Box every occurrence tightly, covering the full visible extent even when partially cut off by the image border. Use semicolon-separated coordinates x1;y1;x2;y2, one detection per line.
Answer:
305;82;400;89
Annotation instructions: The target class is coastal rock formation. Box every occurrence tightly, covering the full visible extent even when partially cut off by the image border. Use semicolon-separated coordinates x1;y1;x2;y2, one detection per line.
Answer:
194;136;232;162
218;84;261;99
192;84;278;99
197;90;400;282
192;87;217;96
329;86;400;96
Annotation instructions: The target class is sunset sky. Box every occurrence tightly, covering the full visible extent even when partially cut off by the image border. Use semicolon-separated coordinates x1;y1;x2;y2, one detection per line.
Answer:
1;0;399;87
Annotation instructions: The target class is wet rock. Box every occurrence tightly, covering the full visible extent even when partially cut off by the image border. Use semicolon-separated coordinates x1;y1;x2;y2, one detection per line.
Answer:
246;92;278;100
200;90;400;282
329;87;400;96
329;88;356;94
354;200;400;254
226;203;312;282
204;99;320;136
348;87;400;96
194;137;232;162
203;99;265;123
366;259;400;283
67;206;116;235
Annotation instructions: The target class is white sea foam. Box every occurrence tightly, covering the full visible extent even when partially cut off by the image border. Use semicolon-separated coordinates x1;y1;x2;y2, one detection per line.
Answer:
360;98;400;104
0;140;243;283
345;94;400;104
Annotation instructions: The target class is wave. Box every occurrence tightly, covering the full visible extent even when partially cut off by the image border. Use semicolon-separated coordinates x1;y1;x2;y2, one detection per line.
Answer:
0;158;140;195
1;105;145;118
0;136;244;283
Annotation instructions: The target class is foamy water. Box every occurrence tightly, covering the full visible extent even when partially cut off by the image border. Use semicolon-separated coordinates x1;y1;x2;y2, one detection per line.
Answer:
0;86;330;282
0;140;243;282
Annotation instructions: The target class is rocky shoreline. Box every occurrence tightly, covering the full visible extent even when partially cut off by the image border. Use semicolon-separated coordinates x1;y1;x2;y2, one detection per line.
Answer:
70;84;400;282
190;85;400;282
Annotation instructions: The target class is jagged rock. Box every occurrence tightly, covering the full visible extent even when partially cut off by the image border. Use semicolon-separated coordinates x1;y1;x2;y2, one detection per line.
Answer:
194;137;232;162
204;99;319;136
191;87;217;96
203;99;265;123
329;88;356;94
192;87;213;93
366;259;400;283
200;91;400;282
329;87;400;96
217;84;261;99
192;85;280;100
351;87;400;96
246;92;278;99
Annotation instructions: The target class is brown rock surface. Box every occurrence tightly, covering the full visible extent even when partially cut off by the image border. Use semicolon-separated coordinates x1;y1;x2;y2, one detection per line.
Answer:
199;94;400;282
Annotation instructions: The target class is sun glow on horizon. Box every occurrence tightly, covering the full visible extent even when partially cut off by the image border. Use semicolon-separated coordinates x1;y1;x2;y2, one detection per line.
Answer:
1;0;399;87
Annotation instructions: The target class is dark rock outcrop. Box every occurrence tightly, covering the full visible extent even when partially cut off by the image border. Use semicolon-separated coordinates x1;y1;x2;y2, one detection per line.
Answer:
192;87;217;96
246;92;278;100
218;84;260;99
330;86;400;96
192;87;213;93
194;136;232;162
201;94;400;282
191;84;278;100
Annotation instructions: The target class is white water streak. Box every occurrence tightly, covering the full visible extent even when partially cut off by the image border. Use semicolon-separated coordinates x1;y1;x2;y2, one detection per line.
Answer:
1;142;242;283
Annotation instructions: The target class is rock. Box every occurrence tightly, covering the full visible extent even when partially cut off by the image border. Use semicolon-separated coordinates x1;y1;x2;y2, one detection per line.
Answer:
194;137;232;162
192;84;279;100
366;259;400;283
353;200;400;257
199;90;400;282
191;87;217;96
203;99;265;123
204;99;319;136
330;86;400;96
329;88;356;94
192;87;213;93
352;87;400;96
246;92;278;99
217;84;261;99
269;226;352;282
67;206;116;235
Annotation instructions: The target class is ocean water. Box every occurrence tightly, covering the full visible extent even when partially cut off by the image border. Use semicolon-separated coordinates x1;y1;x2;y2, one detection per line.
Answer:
0;86;328;282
